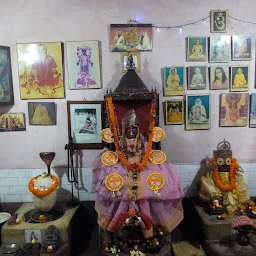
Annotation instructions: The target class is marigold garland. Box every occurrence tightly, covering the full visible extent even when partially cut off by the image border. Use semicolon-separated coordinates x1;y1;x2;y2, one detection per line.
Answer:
28;174;59;198
106;96;157;172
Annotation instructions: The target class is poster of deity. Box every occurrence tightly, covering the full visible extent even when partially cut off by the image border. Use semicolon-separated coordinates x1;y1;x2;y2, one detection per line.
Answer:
209;36;231;63
187;66;207;90
187;37;207;61
210;65;229;90
66;41;101;89
232;35;252;61
164;67;184;96
165;100;184;125
231;66;249;92
249;93;256;128
210;10;228;33
17;42;64;99
220;93;249;127
0;113;26;132
110;24;153;52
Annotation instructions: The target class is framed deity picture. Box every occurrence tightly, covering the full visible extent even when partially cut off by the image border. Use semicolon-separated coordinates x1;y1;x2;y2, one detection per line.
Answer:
250;93;256;128
0;46;14;105
210;10;228;33
28;102;56;125
165;100;184;125
110;24;153;52
25;229;42;244
187;37;207;61
67;101;104;149
187;66;207;90
186;94;210;130
220;93;249;127
121;52;141;72
232;35;252;61
0;113;26;132
17;42;64;99
66;41;101;89
209;36;231;63
231;66;249;92
210;65;229;90
163;67;184;96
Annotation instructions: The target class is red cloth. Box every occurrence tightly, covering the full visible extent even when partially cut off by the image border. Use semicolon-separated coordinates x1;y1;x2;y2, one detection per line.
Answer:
232;216;256;229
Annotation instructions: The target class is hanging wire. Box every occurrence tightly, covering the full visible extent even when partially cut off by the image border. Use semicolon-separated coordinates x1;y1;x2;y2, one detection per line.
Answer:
228;15;256;26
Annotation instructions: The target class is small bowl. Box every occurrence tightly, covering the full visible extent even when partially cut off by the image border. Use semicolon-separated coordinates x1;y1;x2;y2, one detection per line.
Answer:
1;243;21;254
0;212;11;227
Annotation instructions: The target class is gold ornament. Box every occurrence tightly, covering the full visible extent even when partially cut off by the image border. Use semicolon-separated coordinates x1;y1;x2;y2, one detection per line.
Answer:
101;151;118;166
101;128;114;143
152;127;165;142
149;150;166;165
146;172;165;197
105;173;123;198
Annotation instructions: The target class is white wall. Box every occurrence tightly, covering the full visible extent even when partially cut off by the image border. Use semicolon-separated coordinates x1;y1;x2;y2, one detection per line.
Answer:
1;0;256;169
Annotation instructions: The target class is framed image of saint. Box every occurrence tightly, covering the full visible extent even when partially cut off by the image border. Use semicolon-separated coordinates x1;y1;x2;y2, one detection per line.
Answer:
210;10;228;33
165;100;184;125
187;37;207;61
210;65;229;90
187;66;207;90
232;35;252;61
209;36;231;63
231;66;249;92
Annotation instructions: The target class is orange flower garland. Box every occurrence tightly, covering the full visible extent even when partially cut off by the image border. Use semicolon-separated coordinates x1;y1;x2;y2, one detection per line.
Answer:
210;157;237;192
28;174;59;198
106;96;157;172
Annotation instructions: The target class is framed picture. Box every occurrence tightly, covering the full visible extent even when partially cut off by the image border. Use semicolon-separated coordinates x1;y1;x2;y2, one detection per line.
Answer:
210;10;228;33
231;66;249;92
209;36;231;63
210;65;229;90
232;35;252;61
0;46;14;105
187;66;207;90
187;37;207;61
163;67;184;96
220;93;249;127
17;42;64;99
121;52;141;72
110;24;153;52
250;93;256;128
67;101;104;149
0;113;26;132
66;41;101;89
25;229;42;244
165;100;184;125
186;94;210;130
28;102;56;125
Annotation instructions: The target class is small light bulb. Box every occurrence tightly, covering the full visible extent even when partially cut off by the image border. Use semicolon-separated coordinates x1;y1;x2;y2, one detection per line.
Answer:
203;20;206;24
179;26;183;34
157;27;160;31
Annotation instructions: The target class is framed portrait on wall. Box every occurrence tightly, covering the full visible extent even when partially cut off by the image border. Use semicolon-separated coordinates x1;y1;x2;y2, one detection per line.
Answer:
17;42;64;99
187;37;207;61
186;94;210;130
110;24;153;52
210;65;229;90
165;100;184;125
67;101;104;149
232;35;252;61
209;36;231;63
121;52;141;72
0;113;26;132
187;66;207;90
0;46;14;105
163;67;185;96
249;93;256;128
231;66;249;92
210;10;228;33
66;41;101;89
220;93;249;127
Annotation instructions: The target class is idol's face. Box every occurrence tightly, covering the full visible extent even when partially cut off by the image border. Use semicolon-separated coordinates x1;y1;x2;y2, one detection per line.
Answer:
125;125;138;139
215;68;223;79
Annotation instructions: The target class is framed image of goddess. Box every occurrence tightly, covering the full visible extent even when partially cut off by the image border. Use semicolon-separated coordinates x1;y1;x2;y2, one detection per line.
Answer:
66;41;101;89
231;66;249;92
220;93;249;127
249;93;256;128
121;52;141;72
67;101;104;149
187;37;207;61
0;113;26;132
186;94;210;130
210;65;229;90
17;42;64;99
165;100;184;125
187;66;207;90
163;67;184;96
0;46;14;105
209;36;231;63
210;10;228;33
232;35;252;61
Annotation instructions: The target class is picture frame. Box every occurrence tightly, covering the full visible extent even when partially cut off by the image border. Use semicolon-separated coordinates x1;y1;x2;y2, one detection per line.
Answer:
186;94;210;130
0;46;14;105
232;35;252;61
17;42;65;99
67;101;104;149
220;93;249;127
110;24;153;52
210;10;228;33
0;113;26;132
187;66;207;90
210;65;229;90
25;229;42;244
209;36;231;63
28;102;56;125
163;66;185;96
165;100;184;125
249;93;256;128
187;37;207;61
231;66;249;92
121;52;141;72
66;41;102;89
